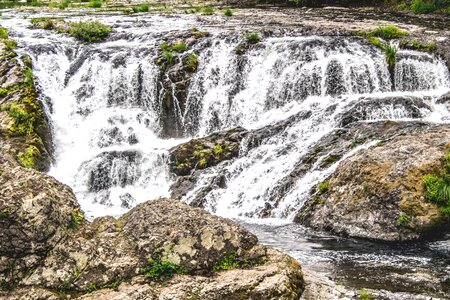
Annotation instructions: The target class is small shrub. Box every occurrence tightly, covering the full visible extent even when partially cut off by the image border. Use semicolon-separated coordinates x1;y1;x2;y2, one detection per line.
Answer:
141;258;186;278
411;0;437;14
246;32;260;44
224;8;233;16
0;88;7;97
317;181;329;194
373;25;407;39
87;0;102;8
69;21;112;42
397;212;410;225
202;7;214;15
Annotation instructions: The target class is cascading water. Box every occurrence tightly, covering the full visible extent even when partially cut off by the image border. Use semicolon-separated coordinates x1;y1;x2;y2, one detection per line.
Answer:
3;12;449;219
3;10;450;299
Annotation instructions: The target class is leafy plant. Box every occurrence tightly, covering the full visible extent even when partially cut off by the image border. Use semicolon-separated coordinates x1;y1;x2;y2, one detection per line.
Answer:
141;258;186;278
397;212;410;225
224;8;233;16
68;21;112;42
246;32;260;44
383;43;397;69
422;152;450;216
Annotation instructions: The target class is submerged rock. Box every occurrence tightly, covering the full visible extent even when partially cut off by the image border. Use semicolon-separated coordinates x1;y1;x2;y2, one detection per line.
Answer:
296;126;450;241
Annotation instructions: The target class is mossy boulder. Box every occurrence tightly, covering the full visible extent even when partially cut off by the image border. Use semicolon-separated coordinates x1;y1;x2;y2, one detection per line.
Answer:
296;126;450;241
169;127;247;176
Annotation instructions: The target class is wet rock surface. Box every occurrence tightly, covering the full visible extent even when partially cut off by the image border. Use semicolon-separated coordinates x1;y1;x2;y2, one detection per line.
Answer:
296;125;450;241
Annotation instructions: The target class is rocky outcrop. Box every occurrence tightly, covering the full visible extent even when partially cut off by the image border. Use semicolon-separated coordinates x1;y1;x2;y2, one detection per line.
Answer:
0;30;52;171
0;152;80;289
0;152;304;298
296;125;450;241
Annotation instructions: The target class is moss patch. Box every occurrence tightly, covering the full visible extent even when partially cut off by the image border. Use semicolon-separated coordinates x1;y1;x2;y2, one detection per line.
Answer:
141;257;186;278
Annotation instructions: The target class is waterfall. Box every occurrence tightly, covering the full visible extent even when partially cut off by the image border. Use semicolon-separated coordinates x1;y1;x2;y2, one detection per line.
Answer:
3;12;449;220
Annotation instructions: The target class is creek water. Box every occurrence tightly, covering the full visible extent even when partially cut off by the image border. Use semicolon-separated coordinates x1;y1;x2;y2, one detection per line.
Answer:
2;10;450;298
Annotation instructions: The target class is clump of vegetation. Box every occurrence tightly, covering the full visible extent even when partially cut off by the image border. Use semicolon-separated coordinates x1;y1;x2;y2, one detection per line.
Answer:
368;37;383;49
359;288;373;300
423;151;450;216
141;258;186;278
399;39;437;52
161;41;188;53
224;8;233;16
132;3;149;13
202;6;214;15
162;50;174;64
317;181;329;194
0;208;8;221
68;21;112;42
0;88;7;98
7;104;35;136
58;0;71;10
0;27;8;39
246;32;260;44
410;0;442;14
373;25;408;39
18;146;40;168
184;53;198;72
383;43;397;70
69;208;85;229
397;212;410;225
87;0;102;8
213;253;263;271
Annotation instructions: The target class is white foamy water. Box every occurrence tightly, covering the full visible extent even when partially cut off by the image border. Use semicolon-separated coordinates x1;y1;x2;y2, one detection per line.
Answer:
2;11;449;220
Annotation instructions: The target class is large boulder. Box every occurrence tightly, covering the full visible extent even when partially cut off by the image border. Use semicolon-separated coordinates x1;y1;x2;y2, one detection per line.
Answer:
296;126;450;241
0;152;80;287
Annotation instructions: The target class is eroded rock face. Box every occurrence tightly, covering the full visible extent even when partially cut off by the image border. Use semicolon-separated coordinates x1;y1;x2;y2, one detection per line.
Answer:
296;126;450;241
1;194;303;298
0;152;80;287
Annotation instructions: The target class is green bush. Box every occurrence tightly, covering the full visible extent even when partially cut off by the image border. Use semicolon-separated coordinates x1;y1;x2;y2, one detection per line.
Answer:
373;25;407;39
69;21;112;42
87;0;102;8
141;258;186;278
246;32;260;44
224;8;233;16
411;0;437;13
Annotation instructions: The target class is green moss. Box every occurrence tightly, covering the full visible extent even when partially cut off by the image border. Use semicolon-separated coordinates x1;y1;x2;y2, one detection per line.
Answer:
397;212;410;226
87;283;97;293
3;39;17;51
213;144;224;156
132;3;149;12
321;154;341;168
246;32;260;44
198;157;207;168
373;25;408;39
399;39;437;52
0;27;9;39
68;21;112;42
18;145;40;168
224;8;233;16
102;277;122;289
141;258;186;278
317;181;329;194
69;208;85;229
23;67;34;85
422;152;450;216
368;37;383;49
8;104;35;136
359;288;373;300
411;0;438;14
59;0;71;9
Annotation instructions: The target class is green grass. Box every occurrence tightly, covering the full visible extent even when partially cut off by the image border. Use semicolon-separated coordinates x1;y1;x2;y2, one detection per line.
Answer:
0;88;7;97
184;53;198;72
69;208;85;229
224;8;233;16
202;7;214;15
0;27;8;39
18;145;40;168
383;43;397;69
411;0;438;14
317;181;329;194
59;0;70;9
246;32;260;44
359;288;373;300
8;104;34;136
87;0;101;8
132;3;149;13
4;39;17;51
68;21;111;42
397;212;410;225
141;258;186;278
373;25;408;39
422;152;450;216
399;39;437;52
368;37;383;49
161;41;188;53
